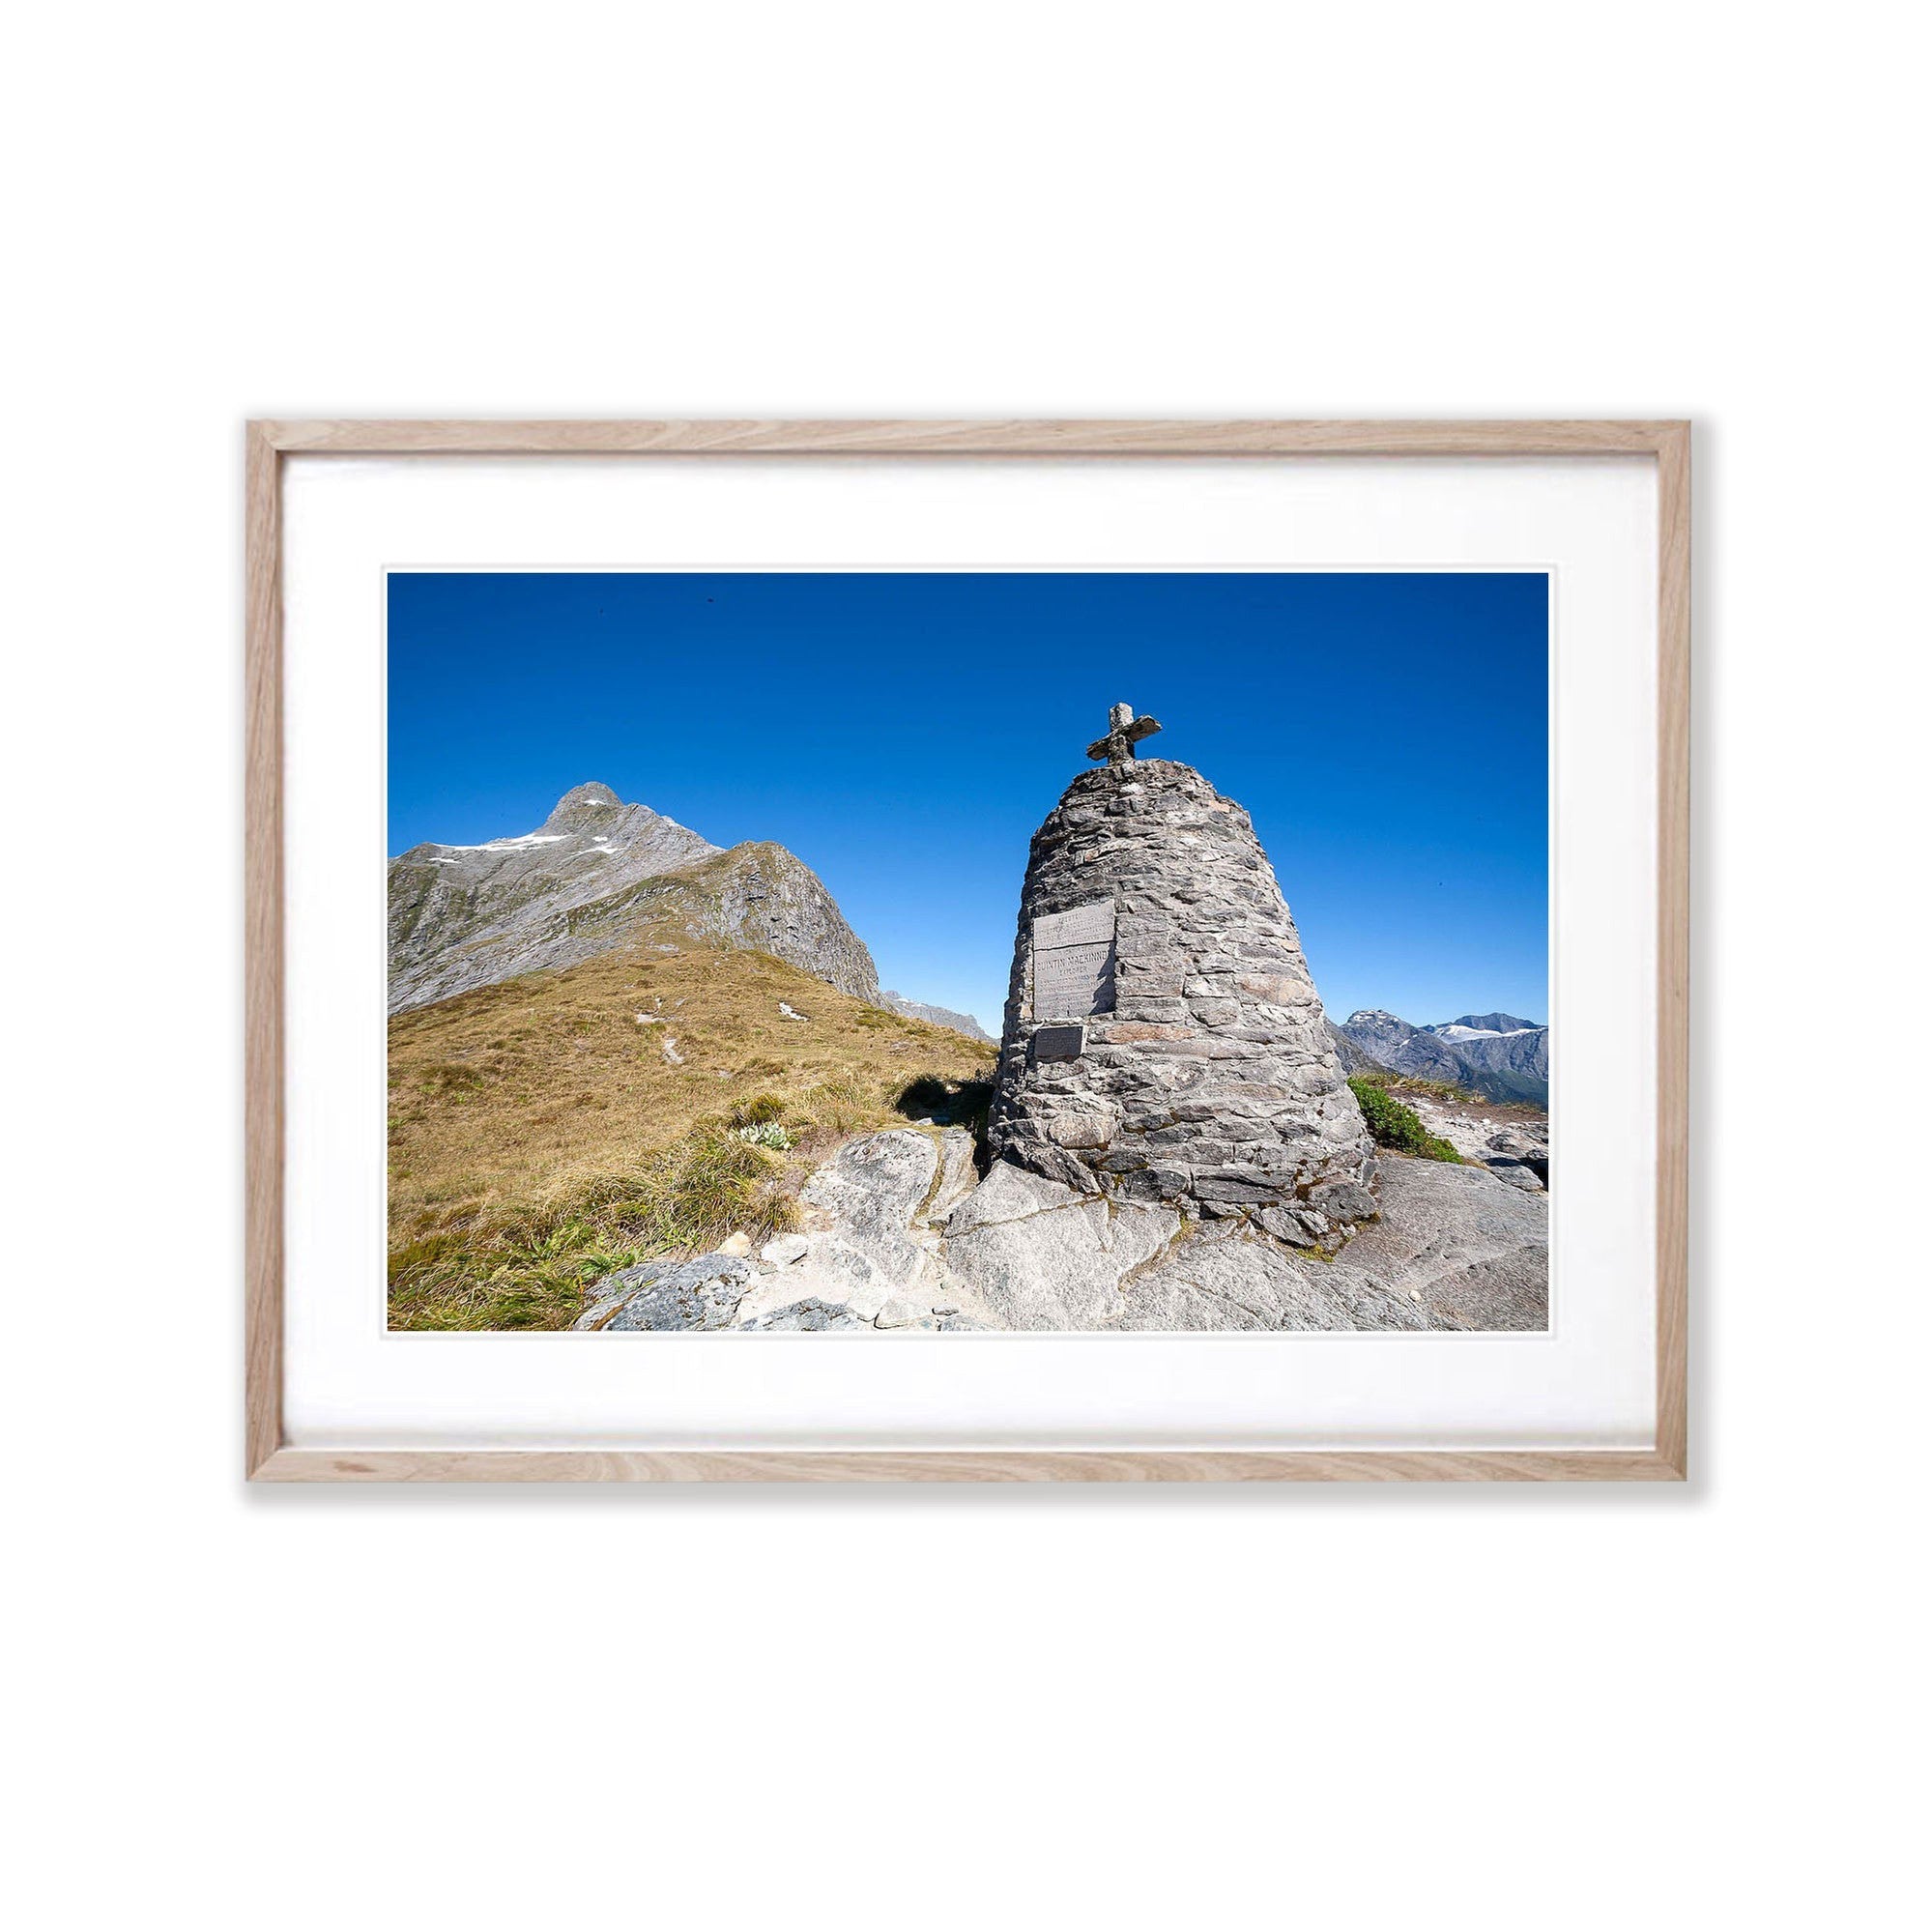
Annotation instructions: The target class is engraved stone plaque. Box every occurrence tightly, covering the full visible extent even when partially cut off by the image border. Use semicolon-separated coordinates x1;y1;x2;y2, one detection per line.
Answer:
1034;942;1112;1018
1030;1023;1085;1061
1031;898;1116;1019
1034;900;1115;952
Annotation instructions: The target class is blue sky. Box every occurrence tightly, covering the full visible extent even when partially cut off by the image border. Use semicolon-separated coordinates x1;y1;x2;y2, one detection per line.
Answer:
389;571;1548;1034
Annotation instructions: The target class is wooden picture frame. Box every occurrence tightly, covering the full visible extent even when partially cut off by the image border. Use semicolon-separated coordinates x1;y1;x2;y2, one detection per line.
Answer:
246;418;1689;1483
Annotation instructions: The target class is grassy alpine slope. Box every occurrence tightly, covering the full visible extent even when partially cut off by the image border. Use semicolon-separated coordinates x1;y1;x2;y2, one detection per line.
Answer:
388;936;995;1331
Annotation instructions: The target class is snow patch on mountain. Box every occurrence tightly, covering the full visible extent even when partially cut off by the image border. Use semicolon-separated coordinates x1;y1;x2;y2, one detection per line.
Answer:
431;832;571;852
1334;1005;1549;1105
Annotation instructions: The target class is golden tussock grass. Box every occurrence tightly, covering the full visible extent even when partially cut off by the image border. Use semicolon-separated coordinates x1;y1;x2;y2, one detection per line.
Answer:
387;938;995;1330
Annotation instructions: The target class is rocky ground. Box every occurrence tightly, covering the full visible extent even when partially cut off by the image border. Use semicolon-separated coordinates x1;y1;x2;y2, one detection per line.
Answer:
1390;1088;1549;1193
574;1128;995;1333
573;1126;1549;1334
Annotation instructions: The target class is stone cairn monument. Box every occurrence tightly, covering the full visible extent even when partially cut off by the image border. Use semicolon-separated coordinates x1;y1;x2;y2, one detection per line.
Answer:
986;705;1378;1243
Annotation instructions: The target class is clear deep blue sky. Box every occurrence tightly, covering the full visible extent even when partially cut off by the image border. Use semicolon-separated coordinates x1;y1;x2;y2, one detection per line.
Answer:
389;572;1548;1034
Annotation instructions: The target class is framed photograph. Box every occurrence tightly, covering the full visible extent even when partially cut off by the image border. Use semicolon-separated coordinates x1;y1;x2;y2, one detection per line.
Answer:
246;419;1688;1482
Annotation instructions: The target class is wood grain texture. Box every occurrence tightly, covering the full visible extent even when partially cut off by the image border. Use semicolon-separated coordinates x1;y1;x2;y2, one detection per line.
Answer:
243;418;1691;1483
259;418;1681;457
245;424;284;1478
252;1447;1685;1484
1655;423;1692;1478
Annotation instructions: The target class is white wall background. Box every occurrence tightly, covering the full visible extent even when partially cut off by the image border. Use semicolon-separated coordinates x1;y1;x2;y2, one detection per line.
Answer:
5;5;1923;1929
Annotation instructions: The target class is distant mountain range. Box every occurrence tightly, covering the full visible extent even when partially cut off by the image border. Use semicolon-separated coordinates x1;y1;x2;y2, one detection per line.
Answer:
881;994;994;1043
1331;1008;1549;1106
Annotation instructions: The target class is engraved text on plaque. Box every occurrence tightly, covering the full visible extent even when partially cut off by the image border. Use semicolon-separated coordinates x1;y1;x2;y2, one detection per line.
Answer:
1031;898;1116;1020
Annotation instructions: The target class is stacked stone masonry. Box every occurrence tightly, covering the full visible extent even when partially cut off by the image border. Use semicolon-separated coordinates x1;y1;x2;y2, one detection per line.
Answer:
987;758;1377;1239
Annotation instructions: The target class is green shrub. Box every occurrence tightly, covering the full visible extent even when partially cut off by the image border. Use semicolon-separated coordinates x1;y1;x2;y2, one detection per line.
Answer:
726;1091;788;1128
1348;1077;1462;1163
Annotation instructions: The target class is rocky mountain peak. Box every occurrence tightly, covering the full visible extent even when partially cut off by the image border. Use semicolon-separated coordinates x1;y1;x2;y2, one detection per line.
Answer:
545;780;623;820
538;780;703;843
389;784;888;1013
672;842;881;1007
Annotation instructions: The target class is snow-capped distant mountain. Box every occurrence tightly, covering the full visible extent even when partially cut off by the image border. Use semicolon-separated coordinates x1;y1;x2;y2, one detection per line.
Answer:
1334;1010;1472;1088
1335;1007;1549;1105
1432;1013;1542;1041
1423;1014;1548;1099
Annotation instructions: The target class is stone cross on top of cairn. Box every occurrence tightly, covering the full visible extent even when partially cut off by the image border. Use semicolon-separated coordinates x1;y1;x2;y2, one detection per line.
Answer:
1085;702;1163;770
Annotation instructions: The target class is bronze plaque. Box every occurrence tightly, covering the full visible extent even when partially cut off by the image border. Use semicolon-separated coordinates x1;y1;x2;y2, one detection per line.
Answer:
1031;1023;1086;1061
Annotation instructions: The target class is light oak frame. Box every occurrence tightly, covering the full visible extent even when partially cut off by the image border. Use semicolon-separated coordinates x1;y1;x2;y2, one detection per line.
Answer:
245;418;1690;1483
